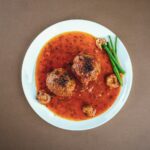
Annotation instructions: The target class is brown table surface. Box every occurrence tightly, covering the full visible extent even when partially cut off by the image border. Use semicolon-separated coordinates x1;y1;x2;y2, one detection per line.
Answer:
0;0;150;150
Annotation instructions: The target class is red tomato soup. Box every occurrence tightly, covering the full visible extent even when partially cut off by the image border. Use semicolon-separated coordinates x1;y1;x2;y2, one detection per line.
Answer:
35;31;121;120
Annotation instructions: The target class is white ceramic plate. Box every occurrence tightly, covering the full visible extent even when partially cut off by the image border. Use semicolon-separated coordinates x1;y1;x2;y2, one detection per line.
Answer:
21;19;133;131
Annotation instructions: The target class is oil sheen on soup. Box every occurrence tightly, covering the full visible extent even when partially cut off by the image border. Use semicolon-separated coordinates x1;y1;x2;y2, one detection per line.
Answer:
35;31;121;120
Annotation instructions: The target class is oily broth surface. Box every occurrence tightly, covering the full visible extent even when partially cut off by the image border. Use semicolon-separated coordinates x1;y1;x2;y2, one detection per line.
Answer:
36;31;120;120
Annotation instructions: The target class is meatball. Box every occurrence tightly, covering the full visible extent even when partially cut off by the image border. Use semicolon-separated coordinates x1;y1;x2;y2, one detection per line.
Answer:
46;68;76;97
96;38;107;50
106;74;119;88
82;105;96;117
72;53;101;85
36;90;51;104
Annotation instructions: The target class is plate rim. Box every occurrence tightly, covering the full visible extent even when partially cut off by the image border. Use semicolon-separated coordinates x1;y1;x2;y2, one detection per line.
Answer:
21;19;133;131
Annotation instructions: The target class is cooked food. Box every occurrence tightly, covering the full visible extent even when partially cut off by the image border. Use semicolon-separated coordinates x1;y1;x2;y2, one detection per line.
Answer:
46;68;76;97
100;36;125;85
82;105;96;117
106;74;119;88
36;90;51;104
72;53;101;85
96;38;106;49
36;31;123;120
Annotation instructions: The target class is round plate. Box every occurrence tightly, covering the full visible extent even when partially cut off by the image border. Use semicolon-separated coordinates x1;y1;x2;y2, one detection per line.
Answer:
21;19;133;131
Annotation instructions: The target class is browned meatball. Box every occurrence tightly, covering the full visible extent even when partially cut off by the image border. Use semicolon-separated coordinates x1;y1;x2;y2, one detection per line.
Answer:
72;53;101;85
36;90;51;104
82;105;96;117
96;38;107;50
46;68;76;97
106;74;119;88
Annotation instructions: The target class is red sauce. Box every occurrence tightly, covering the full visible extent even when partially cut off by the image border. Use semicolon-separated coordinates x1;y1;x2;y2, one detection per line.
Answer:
35;31;121;120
